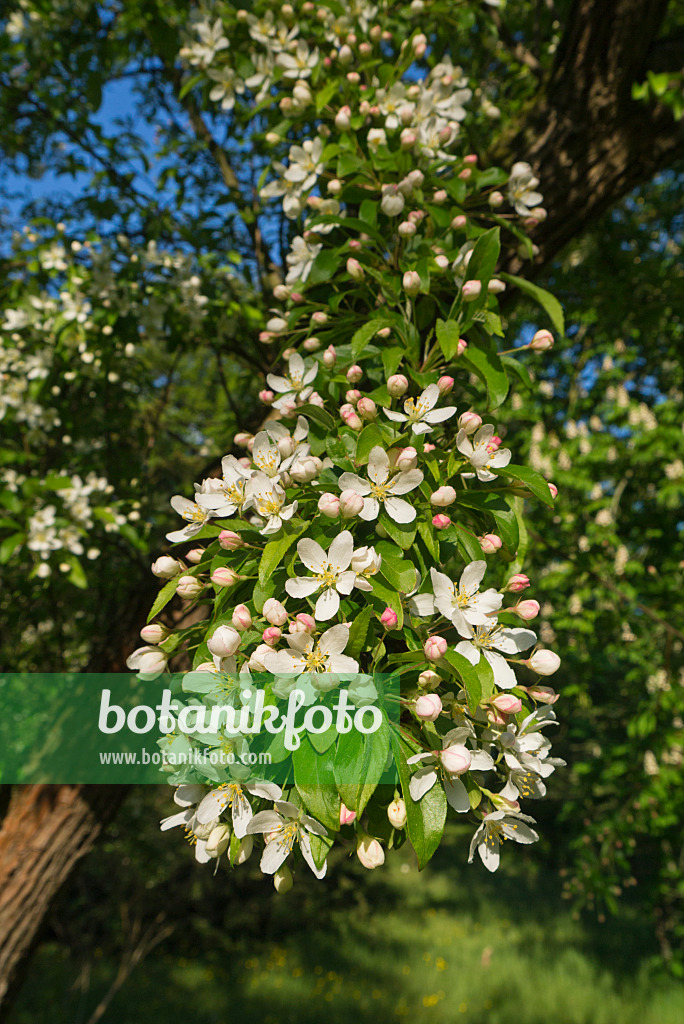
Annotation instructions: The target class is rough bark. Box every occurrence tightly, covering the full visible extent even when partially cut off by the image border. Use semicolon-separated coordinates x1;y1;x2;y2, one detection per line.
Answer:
0;785;129;1010
492;0;684;276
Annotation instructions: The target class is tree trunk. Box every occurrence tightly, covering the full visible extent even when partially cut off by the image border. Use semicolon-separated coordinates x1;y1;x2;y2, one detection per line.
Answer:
492;0;684;277
0;785;129;1010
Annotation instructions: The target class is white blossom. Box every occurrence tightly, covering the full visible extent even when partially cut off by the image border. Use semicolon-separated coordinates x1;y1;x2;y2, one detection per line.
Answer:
338;446;423;523
384;383;456;435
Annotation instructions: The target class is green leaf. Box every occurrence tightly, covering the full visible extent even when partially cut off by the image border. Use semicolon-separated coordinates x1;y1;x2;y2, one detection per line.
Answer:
315;80;339;112
442;649;482;713
497;463;554;508
460;342;509;409
337;151;364;177
392;732;446;869
379;512;416;551
296;404;335;431
0;533;25;564
456;493;519;552
308;250;341;285
355;423;385;465
334;716;390;815
500;273;565;336
453;522;484;563
465;226;500;292
293;738;340;831
147;576;180;623
351;318;392;360
258;522;309;585
375;541;417;593
436;318;463;361
346;603;373;660
417;520;440;562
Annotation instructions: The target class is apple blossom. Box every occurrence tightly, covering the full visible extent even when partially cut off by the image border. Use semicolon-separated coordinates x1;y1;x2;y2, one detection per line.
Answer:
458;410;482;434
432;514;451;529
438;375;454;395
513;600;541;621
318;492;340;518
338;446;423;523
415;693;442;721
356;836;385;869
126;645;168;678
506;573;531;592
140;623;169;644
339;488;365;518
232;604;252;631
387;799;407;829
403;270;421;296
340;803;356;825
285;531;357;620
207;625;241;658
425;636;447;661
381;606;399;630
387;374;409;397
151;555;184;578
430;485;456;506
346;364;363;383
177;575;204;599
530;329;554;351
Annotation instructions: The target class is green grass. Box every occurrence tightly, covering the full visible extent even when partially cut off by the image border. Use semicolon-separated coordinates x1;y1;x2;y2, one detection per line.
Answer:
9;825;684;1024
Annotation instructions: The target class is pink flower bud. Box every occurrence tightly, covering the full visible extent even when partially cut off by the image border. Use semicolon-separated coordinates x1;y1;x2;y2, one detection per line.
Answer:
434;254;449;271
346;257;364;281
126;646;167;677
340;489;365;518
356;836;385;869
342;408;363;430
185;548;204;564
273;284;290;301
264;598;288;626
340;802;357;826
335;105;352;130
359;41;372;56
387;374;409;397
345;389;361;404
323;344;336;368
548;482;558;499
387;799;407;829
259;389;275;404
259;331;276;344
488;278;506;294
440;744;472;775
451;215;467;229
488;191;504;207
348;238;362;251
514;599;540;621
458;167;472;180
377;326;391;338
480;534;502;554
303;336;320;352
151;555;183;578
437;375;454;395
403;270;421;297
462;280;482;301
140;623;169;644
380;606;398;630
207;625;241;658
525;684;559;704
400;128;417;149
433;189;447;204
290;612;316;635
263;626;282;647
398;220;417;238
347;70;361;83
424;636;447;661
491;693;523;715
530;329;554;352
318;492;340;518
527;650;561;676
327;178;342;195
432;513;451;530
486;435;502;453
506;573;530;592
458;410;482;434
337;44;353;64
415;693;442;721
177;575;204;599
346;364;363;383
418;669;440;689
218;530;243;551
396;446;418;471
234;432;252;448
232;604;252;631
464;154;478;165
211;566;239;588
455;338;468;356
357;396;378;420
430;486;456;507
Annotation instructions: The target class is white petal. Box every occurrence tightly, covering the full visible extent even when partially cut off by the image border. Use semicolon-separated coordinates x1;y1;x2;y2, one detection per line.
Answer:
470;750;495;771
338;472;371;495
336;570;356;595
384;496;416;523
298;537;327;572
444;777;470;813
246;809;285;834
299;832;327;879
328;530;353;569
389;469;423;495
423;406;457;424
318;624;350;656
286;576;321;598
409;766;438;801
383;409;407;423
359;497;380;520
455;640;480;665
315;588;340;620
479;835;500;872
367;446;390;484
260;837;290;874
501;821;539;845
196;790;230;825
483;650;518;690
231;790;253;839
459;560;486;595
244;781;283;801
328;653;360;672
